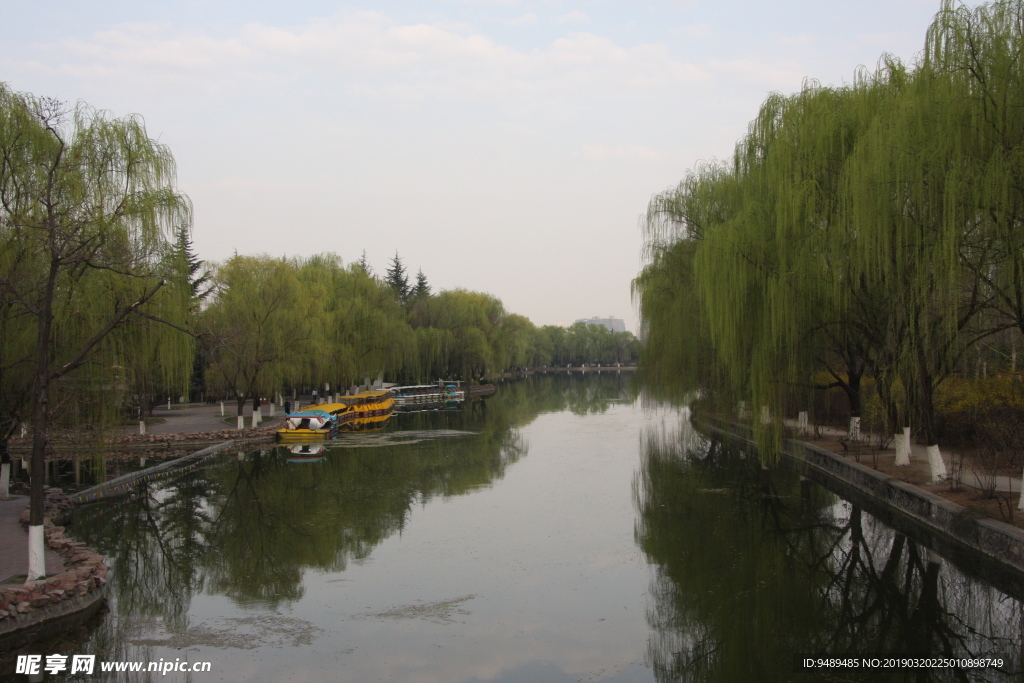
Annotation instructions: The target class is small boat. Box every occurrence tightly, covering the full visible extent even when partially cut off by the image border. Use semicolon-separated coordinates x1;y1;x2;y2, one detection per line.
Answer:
287;443;327;462
276;390;395;441
389;381;463;406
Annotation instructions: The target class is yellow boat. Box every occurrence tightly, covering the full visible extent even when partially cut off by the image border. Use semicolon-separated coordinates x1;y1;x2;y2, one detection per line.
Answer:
276;390;395;441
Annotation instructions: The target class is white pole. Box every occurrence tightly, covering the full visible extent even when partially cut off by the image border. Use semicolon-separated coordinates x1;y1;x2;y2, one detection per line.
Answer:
27;524;46;581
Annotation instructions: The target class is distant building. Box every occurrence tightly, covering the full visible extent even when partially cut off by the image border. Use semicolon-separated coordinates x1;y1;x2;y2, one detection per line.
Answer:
575;316;626;333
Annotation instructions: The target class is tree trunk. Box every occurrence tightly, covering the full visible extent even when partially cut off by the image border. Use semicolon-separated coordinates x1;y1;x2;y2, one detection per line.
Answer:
845;370;862;418
28;261;57;580
0;426;11;498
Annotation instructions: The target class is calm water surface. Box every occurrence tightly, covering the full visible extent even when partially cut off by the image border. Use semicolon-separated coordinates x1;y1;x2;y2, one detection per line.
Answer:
8;374;1024;681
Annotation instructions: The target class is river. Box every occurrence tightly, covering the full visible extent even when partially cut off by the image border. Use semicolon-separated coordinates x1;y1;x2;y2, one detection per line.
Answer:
8;373;1023;681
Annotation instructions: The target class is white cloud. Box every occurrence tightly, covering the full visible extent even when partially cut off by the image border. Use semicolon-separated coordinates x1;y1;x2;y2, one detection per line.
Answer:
507;13;538;26
675;24;711;38
26;16;707;101
707;58;804;89
778;32;817;45
557;11;589;24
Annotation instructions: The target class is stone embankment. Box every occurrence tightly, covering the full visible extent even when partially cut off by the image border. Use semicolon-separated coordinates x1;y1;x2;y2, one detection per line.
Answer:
6;422;282;452
0;488;108;650
696;414;1024;600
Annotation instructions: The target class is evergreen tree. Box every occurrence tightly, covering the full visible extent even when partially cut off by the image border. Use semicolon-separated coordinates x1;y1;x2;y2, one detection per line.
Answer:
175;226;212;303
357;250;373;276
413;269;431;300
385;252;410;306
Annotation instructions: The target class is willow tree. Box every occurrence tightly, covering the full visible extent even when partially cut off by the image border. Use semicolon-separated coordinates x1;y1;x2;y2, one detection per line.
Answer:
411;289;504;379
201;255;310;422
295;254;417;389
635;166;722;401
637;1;1024;467
0;84;193;579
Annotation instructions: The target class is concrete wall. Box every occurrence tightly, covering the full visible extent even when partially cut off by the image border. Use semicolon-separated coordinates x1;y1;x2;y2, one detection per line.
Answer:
696;414;1024;600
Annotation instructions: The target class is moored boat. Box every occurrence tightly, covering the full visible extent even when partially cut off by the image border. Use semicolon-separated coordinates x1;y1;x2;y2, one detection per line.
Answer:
276;390;395;441
389;381;463;406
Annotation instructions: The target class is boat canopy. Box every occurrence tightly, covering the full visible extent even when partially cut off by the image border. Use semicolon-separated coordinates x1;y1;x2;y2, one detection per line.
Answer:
285;410;333;419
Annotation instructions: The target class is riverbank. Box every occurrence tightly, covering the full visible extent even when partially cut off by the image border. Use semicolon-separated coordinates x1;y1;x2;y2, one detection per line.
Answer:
0;489;109;651
695;413;1024;599
4;401;286;453
781;419;1024;529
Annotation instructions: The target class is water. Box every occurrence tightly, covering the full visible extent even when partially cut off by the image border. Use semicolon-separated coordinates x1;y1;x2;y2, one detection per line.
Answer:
5;373;1023;681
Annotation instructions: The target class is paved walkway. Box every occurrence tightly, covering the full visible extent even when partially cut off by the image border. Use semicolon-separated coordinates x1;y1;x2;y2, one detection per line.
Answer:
0;496;65;583
120;401;287;436
788;420;1022;494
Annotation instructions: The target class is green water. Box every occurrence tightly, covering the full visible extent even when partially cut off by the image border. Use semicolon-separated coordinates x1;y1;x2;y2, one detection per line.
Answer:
5;373;1022;681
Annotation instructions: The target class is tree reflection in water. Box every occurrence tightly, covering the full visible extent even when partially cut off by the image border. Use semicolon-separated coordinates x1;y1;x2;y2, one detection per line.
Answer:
634;411;1023;682
62;373;634;656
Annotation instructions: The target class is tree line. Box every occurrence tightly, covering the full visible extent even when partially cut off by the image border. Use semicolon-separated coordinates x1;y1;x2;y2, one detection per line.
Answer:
0;82;641;441
633;0;1024;457
0;81;637;575
198;250;639;416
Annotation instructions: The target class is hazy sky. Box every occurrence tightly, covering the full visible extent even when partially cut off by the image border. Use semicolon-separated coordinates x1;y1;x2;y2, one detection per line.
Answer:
2;0;946;332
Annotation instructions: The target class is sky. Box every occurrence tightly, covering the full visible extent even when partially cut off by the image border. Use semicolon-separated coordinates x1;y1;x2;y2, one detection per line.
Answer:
1;0;948;332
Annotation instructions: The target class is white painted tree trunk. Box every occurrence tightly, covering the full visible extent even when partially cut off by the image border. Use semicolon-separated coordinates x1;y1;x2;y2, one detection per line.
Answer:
139;420;146;435
1017;459;1024;510
27;524;46;581
0;462;9;498
738;401;746;419
251;412;258;428
760;406;770;425
269;403;275;417
167;398;171;410
220;401;224;416
848;417;861;442
797;411;808;436
894;430;910;466
926;444;947;481
237;415;245;430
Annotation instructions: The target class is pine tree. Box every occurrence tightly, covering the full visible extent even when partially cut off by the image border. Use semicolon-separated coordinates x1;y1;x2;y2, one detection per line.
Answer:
413;269;431;300
357;250;373;276
385;252;410;305
175;226;212;303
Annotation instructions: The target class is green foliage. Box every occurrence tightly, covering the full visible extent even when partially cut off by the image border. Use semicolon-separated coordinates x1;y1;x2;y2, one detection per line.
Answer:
635;0;1024;453
384;251;410;307
0;83;193;436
